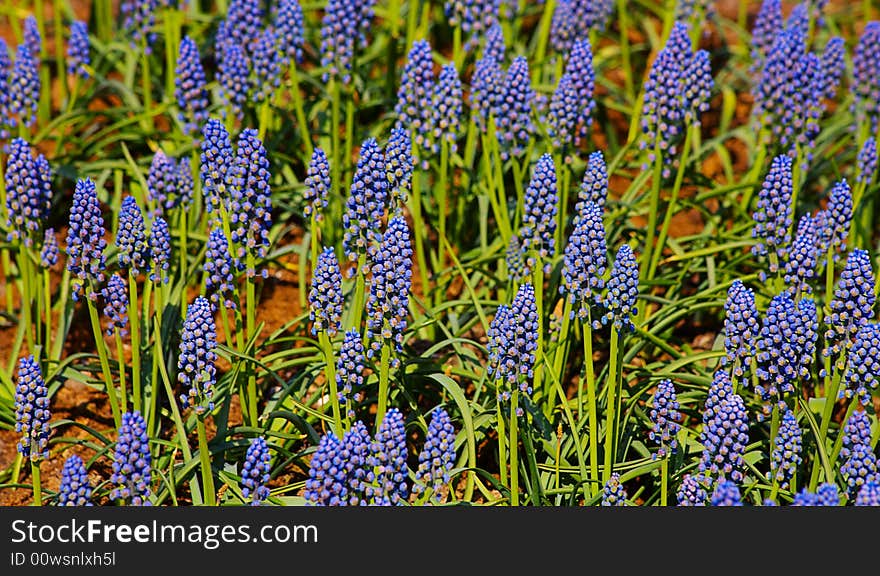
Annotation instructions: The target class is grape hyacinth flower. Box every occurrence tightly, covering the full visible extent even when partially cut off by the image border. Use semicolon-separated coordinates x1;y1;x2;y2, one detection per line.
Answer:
817;180;853;265
116;196;150;276
23;16;41;61
710;480;743;506
782;213;819;295
841;410;872;461
304;148;331;222
40;228;58;268
0;39;11;139
649;379;681;459
429;64;463;156
751;155;794;273
146;150;177;217
229;129;273;276
365;217;413;364
394;40;435;161
110;411;152;505
561;200;607;320
303;432;345;505
251;28;282;104
519;154;558;274
722;280;760;378
177;297;218;415
101;274;129;336
224;0;264;52
175;37;209;139
149;217;171;284
857;138;877;185
493;284;539;413
676;474;708;506
770;407;802;490
58;455;93;506
505;234;527;282
702;370;734;428
755;294;800;409
9;45;40;128
698;391;749;483
67;20;90;78
549;0;613;54
601;473;627;506
444;0;500;52
386;127;413;208
819;37;845;100
343;138;387;268
368;407;409;506
309;247;343;337
815;483;841;506
599;245;639;333
682;50;713;125
275;0;305;65
66;178;107;301
852;21;880;134
336;329;366;419
824;250;876;361
4;138;51;246
337;420;374;505
840;323;880;407
200;119;235;226
120;0;157;52
484;21;505;63
241;437;272;505
413;408;456;502
319;0;375;85
548;39;595;152
14;355;50;462
577;150;609;211
471;56;503;132
487;305;512;381
204;228;236;308
495;56;534;160
856;481;880;506
841;443;878;499
794;298;818;382
217;39;249;121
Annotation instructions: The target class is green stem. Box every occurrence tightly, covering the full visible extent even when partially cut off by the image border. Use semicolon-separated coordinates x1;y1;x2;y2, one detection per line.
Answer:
649;126;693;280
128;275;141;412
31;461;41;506
345;93;355;194
20;247;34;354
349;253;367;331
660;456;668;506
550;299;573;417
405;0;420;50
452;25;463;73
531;256;545;414
179;210;188;313
640;139;664;283
330;79;341;245
617;0;634;103
583;313;599;496
288;58;313;159
245;252;259;427
319;330;342;438
376;342;392;432
496;397;508;487
604;328;620;484
114;331;129;414
87;295;122;428
509;388;519;506
532;0;557;83
437;139;449;269
196;417;216;506
43;270;51;353
410;158;432;307
809;366;843;489
140;38;152;132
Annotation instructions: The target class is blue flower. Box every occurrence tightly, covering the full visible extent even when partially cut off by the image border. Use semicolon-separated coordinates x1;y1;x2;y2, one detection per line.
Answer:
175;36;209;139
520;154;558;274
853;22;880;134
40;228;58;268
722;280;760;378
549;0;613;54
394;40;435;162
413;408;456;502
818;180;853;262
343;138;387;268
856;138;877;185
601;473;627;506
824;249;876;361
755;294;800;408
120;0;157;52
336;330;366;419
598;244;639;333
751;155;794;269
444;0;500;52
386;127;413;209
9;44;39;128
224;0;264;52
274;0;305;65
309;247;343;337
493;284;538;411
149;217;171;284
319;0;376;85
770;407;802;490
483;21;505;63
4;138;51;247
303;432;345;505
561;200;607;320
819;36;845;99
577;150;608;211
841;443;878;499
204;228;236;309
101;273;129;336
750;0;782;74
471;56;503;132
682;50;713;125
58;454;93;506
840;323;880;407
229;129;273;276
366;217;412;364
110;411;152;505
23;16;41;61
504;234;527;282
649;379;681;458
815;482;840;506
368;407;409;505
116;196;150;277
495;56;534;160
793;297;818;382
698;391;748;483
336;420;375;505
241;437;272;505
304;148;331;222
841;410;872;461
710;480;743;506
855;481;880;506
782;213;820;295
0;40;11;139
67;20;90;78
66;178;107;301
548;39;595;152
429;64;463;156
676;474;707;506
177;297;218;416
217;39;249;121
14;355;50;462
251;28;283;104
